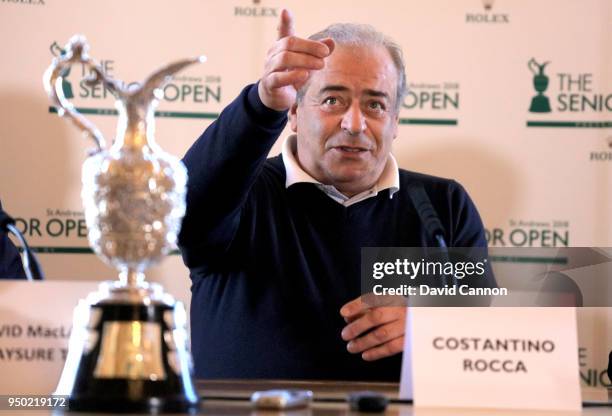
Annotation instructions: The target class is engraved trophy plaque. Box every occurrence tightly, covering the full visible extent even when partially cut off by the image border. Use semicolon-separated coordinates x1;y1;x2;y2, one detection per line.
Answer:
44;35;204;413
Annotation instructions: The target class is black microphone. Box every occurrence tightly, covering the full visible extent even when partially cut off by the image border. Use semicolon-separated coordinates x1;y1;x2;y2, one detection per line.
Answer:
408;182;456;287
407;182;447;248
0;207;44;281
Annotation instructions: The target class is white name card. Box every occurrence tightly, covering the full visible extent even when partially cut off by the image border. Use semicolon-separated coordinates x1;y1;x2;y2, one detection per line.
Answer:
401;307;582;411
0;280;98;394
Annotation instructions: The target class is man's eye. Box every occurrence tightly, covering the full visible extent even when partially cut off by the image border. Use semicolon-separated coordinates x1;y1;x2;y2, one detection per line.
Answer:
322;97;338;105
368;101;385;111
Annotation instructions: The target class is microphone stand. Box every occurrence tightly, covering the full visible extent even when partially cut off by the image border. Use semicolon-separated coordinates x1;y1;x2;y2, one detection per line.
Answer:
408;182;457;288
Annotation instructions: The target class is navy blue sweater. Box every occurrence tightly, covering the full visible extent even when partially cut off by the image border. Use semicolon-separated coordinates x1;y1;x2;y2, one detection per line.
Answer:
179;84;488;381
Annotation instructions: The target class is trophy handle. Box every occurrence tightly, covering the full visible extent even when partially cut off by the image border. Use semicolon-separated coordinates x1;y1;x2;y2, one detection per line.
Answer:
138;56;206;106
43;35;121;153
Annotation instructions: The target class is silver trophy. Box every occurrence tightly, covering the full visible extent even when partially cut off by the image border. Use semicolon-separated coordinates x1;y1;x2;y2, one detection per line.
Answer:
43;35;204;413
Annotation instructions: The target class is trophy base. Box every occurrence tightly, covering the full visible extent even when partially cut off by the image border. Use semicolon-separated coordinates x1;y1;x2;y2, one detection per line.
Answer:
69;395;199;413
56;281;199;414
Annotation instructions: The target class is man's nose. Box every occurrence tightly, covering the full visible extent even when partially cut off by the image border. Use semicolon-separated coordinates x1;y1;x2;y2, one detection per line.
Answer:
340;103;366;135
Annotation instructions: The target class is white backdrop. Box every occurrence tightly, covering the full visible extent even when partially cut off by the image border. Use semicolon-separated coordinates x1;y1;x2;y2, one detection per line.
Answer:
0;0;610;388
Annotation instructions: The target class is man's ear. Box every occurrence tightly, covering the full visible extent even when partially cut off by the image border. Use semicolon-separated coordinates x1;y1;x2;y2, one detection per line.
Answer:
289;102;298;133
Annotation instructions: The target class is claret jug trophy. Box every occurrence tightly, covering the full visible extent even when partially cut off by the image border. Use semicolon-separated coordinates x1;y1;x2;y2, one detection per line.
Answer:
44;35;204;413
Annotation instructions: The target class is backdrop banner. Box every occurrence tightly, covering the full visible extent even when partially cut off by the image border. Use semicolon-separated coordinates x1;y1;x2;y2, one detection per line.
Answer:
0;0;610;389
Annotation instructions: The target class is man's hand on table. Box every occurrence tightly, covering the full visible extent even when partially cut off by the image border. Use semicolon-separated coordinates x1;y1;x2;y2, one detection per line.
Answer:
340;296;406;361
257;9;334;111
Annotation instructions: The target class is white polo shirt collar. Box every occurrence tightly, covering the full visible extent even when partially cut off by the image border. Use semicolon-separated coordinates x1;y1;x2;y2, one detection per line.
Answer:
281;135;400;207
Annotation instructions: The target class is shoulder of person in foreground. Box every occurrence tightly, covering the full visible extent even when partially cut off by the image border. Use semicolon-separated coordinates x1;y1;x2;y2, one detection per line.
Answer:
0;200;26;279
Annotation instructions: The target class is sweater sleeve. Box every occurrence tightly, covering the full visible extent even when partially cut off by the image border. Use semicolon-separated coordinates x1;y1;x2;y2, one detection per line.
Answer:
178;83;287;267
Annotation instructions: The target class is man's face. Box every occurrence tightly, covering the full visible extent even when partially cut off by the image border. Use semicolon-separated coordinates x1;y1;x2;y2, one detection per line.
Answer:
289;44;400;197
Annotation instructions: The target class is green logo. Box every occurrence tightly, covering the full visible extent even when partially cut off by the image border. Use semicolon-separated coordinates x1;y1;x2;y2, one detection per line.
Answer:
486;220;569;247
528;58;551;113
49;41;74;99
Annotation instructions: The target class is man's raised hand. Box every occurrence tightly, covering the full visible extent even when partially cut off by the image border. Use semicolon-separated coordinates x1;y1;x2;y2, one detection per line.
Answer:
257;9;334;111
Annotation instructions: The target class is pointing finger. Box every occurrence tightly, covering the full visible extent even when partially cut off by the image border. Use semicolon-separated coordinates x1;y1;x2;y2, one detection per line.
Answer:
277;9;295;39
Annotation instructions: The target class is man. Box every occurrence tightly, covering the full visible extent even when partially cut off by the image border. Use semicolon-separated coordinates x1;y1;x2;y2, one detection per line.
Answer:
179;10;489;380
